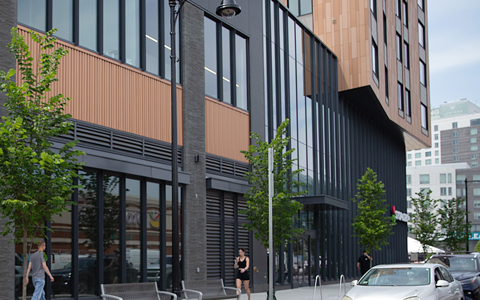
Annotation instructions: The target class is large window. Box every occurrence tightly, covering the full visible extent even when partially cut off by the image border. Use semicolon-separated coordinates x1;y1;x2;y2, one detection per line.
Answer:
404;42;410;69
204;17;218;98
126;0;140;67
289;0;313;16
402;1;408;27
396;34;402;61
18;0;46;31
79;0;97;51
372;40;379;79
204;17;248;110
420;60;427;86
53;0;73;42
418;22;425;48
18;0;178;82
421;104;428;129
419;174;430;184
405;89;411;117
398;82;404;111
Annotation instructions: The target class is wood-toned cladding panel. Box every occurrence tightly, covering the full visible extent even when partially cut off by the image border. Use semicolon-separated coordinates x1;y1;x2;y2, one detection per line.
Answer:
313;0;370;92
16;26;183;145
312;1;430;149
205;98;249;163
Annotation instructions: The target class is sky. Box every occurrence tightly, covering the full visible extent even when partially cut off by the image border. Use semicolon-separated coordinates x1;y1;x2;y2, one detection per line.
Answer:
427;0;480;109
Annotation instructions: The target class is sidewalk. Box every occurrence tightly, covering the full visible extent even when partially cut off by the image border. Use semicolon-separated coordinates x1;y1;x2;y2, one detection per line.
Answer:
246;282;352;300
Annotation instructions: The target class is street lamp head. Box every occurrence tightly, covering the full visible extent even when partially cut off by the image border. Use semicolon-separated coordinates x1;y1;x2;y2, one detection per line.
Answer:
216;0;241;20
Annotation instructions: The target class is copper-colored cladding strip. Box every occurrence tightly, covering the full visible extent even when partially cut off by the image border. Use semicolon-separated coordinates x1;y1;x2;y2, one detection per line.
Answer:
205;97;250;163
16;26;251;162
16;25;183;146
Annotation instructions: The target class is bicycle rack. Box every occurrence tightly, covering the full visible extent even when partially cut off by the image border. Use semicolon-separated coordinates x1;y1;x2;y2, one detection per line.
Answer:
339;274;346;297
312;275;322;300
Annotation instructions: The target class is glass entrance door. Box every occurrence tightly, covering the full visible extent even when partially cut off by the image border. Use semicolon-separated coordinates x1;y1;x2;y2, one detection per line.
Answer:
293;236;311;286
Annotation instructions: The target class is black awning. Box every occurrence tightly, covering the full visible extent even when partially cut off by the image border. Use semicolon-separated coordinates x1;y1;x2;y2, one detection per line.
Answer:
293;195;349;210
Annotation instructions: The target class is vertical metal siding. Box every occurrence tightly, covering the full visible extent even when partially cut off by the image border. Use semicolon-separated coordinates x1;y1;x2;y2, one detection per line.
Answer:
16;26;184;145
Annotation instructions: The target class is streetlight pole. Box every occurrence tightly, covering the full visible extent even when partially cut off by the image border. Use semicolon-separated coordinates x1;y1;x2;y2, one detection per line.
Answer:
465;178;470;252
169;0;181;296
168;0;242;296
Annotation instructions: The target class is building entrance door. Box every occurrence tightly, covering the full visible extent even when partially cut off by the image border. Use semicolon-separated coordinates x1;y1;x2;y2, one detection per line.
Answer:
293;234;313;286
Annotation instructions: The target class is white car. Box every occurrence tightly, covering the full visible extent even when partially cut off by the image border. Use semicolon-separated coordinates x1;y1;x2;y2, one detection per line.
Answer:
342;263;464;300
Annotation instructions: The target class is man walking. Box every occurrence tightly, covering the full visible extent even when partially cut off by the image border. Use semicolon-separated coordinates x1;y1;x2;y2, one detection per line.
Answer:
357;250;372;276
26;240;54;300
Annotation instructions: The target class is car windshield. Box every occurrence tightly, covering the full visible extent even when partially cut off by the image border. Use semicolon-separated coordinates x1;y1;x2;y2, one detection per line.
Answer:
429;257;477;272
358;267;430;286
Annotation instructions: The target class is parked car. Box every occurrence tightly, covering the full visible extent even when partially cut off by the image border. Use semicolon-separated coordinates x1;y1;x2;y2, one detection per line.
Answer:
51;256;139;296
147;255;181;289
427;254;480;300
341;263;464;300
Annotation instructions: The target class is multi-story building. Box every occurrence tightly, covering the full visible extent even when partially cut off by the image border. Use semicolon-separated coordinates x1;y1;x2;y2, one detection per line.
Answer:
0;0;430;299
406;99;480;250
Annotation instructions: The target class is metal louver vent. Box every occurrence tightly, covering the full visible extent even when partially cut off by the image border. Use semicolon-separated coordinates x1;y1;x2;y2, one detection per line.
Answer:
206;155;249;179
53;119;182;166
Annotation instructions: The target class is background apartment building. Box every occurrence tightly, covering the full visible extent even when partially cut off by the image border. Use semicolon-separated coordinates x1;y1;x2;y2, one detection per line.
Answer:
407;99;480;250
0;0;430;299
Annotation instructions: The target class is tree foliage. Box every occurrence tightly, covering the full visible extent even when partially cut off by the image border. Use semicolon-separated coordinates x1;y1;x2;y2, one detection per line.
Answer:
0;28;84;300
437;197;470;253
410;189;438;255
351;168;396;257
241;119;305;252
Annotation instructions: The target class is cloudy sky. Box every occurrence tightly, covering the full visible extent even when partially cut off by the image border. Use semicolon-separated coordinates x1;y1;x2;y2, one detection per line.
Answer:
427;0;480;108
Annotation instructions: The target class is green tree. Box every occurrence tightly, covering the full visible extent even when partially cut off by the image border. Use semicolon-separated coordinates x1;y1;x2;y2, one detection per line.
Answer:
437;197;470;252
0;28;84;300
241;119;305;252
410;189;438;256
351;168;396;263
474;239;480;252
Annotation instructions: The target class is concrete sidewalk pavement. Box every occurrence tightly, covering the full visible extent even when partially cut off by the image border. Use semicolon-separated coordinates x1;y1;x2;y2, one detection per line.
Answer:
245;282;352;300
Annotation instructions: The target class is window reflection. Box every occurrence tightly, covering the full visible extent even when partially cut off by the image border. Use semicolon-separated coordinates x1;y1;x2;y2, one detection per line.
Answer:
205;18;218;98
222;28;232;104
126;0;140;67
79;0;97;51
146;182;161;285
236;36;248;110
78;171;99;296
53;0;73;41
18;0;46;31
103;0;119;59
50;209;73;298
125;179;141;281
146;0;159;75
102;175;121;285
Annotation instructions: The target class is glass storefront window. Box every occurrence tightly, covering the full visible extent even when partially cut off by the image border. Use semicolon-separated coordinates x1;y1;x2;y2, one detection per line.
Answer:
18;0;46;31
78;171;99;296
125;178;141;280
79;0;97;51
102;175;120;285
52;0;73;42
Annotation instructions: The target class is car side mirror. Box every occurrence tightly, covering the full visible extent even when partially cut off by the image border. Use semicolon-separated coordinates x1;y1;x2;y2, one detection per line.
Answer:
350;280;358;286
436;280;449;288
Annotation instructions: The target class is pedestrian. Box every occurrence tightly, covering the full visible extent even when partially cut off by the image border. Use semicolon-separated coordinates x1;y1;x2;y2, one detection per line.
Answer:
357;250;372;276
234;248;251;300
26;240;54;300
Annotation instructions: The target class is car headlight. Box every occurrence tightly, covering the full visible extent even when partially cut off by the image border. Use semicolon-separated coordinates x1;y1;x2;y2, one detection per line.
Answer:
403;297;421;300
341;296;353;300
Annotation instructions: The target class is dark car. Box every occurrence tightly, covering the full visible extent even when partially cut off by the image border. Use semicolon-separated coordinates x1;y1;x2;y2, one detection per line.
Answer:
51;256;139;296
426;253;480;300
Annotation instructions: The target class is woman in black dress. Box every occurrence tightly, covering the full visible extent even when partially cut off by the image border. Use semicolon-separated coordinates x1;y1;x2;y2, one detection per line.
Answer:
234;248;251;300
